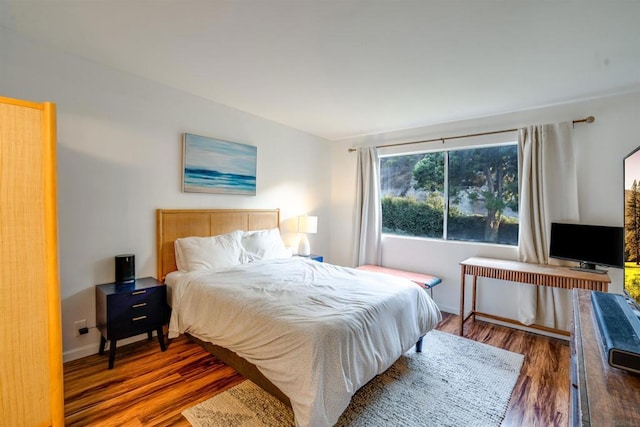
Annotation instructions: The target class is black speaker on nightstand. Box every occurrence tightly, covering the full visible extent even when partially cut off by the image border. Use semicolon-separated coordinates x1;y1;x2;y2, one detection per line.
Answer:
115;254;135;283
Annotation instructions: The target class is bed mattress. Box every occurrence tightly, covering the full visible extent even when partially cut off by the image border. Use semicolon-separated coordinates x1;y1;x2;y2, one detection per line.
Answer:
166;257;441;427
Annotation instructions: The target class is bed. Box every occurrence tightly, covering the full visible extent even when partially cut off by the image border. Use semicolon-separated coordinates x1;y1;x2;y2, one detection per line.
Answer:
157;208;442;427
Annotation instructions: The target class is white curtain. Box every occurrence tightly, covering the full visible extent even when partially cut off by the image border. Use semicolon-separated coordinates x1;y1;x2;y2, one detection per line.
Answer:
517;122;579;331
353;147;382;267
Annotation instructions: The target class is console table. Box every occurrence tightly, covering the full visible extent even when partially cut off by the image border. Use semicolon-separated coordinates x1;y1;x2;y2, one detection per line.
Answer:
459;257;610;336
571;289;640;426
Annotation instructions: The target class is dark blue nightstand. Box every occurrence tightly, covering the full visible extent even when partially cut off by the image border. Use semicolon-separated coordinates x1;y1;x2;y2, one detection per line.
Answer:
95;277;168;369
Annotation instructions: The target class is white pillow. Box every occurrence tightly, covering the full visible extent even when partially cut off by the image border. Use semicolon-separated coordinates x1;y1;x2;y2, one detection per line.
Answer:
174;230;244;272
241;228;291;262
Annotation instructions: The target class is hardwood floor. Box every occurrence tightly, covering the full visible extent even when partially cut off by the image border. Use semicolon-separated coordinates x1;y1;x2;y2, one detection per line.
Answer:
63;313;570;426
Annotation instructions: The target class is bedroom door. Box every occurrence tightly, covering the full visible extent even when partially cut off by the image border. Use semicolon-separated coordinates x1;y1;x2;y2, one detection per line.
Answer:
0;96;64;426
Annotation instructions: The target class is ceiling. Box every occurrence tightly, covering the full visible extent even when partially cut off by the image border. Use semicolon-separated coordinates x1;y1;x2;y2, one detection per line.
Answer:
2;1;639;141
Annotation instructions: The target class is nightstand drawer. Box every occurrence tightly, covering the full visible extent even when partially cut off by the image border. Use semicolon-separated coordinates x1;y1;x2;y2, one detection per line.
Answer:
110;287;159;306
110;312;162;339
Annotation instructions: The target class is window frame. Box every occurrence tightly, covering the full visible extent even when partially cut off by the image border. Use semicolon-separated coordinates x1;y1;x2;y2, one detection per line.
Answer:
379;140;519;245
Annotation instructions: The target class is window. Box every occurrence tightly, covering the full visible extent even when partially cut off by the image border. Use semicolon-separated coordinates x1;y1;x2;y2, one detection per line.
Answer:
380;143;519;245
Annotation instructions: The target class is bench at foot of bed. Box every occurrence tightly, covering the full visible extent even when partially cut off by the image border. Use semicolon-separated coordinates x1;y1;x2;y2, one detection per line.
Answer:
355;265;441;353
355;265;442;297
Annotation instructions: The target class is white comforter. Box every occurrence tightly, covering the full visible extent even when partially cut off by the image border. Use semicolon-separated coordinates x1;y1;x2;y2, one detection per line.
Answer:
167;257;442;427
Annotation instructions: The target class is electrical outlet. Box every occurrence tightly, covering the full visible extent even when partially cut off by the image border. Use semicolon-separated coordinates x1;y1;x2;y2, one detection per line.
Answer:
74;319;87;337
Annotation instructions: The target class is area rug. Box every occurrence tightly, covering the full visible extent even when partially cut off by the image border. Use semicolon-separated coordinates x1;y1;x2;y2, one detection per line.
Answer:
182;330;524;427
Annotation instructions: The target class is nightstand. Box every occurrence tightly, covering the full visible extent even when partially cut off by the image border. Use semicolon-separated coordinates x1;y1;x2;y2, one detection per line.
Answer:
96;277;168;369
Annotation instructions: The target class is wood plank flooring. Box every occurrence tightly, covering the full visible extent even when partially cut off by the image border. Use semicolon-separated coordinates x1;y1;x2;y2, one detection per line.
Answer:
63;313;570;426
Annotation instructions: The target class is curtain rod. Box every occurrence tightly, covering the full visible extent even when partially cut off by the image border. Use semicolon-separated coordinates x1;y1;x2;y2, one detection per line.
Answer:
347;116;595;153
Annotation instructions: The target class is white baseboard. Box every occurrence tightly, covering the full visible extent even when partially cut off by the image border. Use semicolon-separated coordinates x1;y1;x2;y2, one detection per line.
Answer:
437;303;457;314
63;343;99;363
63;332;158;363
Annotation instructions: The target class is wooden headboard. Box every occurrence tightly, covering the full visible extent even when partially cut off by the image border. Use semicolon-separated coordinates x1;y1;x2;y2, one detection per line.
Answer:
156;208;280;281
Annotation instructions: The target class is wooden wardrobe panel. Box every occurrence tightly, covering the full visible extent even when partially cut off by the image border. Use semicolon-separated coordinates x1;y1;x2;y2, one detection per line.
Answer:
0;97;63;426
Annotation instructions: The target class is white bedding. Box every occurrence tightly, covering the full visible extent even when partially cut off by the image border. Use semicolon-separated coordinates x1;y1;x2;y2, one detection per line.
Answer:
167;257;442;427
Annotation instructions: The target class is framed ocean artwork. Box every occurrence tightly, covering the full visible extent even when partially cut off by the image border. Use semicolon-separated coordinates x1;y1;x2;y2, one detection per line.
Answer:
182;133;257;195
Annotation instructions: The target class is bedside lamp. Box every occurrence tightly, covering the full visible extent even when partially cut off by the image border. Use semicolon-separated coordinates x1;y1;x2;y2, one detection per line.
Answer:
297;215;318;256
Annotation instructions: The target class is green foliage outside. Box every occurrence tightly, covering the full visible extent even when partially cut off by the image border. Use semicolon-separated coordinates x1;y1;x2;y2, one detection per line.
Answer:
381;196;443;238
382;196;519;244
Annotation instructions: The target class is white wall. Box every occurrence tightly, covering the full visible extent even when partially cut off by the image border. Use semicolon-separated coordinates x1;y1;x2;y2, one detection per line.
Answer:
331;91;640;328
4;24;640;359
1;28;332;361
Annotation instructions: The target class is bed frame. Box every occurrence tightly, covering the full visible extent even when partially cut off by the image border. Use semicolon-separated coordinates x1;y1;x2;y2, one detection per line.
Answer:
156;208;291;405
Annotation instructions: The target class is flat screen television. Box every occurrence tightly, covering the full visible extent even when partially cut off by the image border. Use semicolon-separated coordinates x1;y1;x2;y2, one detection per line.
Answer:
549;222;624;274
624;146;640;310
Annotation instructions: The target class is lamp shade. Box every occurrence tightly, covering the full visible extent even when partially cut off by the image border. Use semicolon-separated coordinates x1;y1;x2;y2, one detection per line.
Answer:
298;215;318;234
